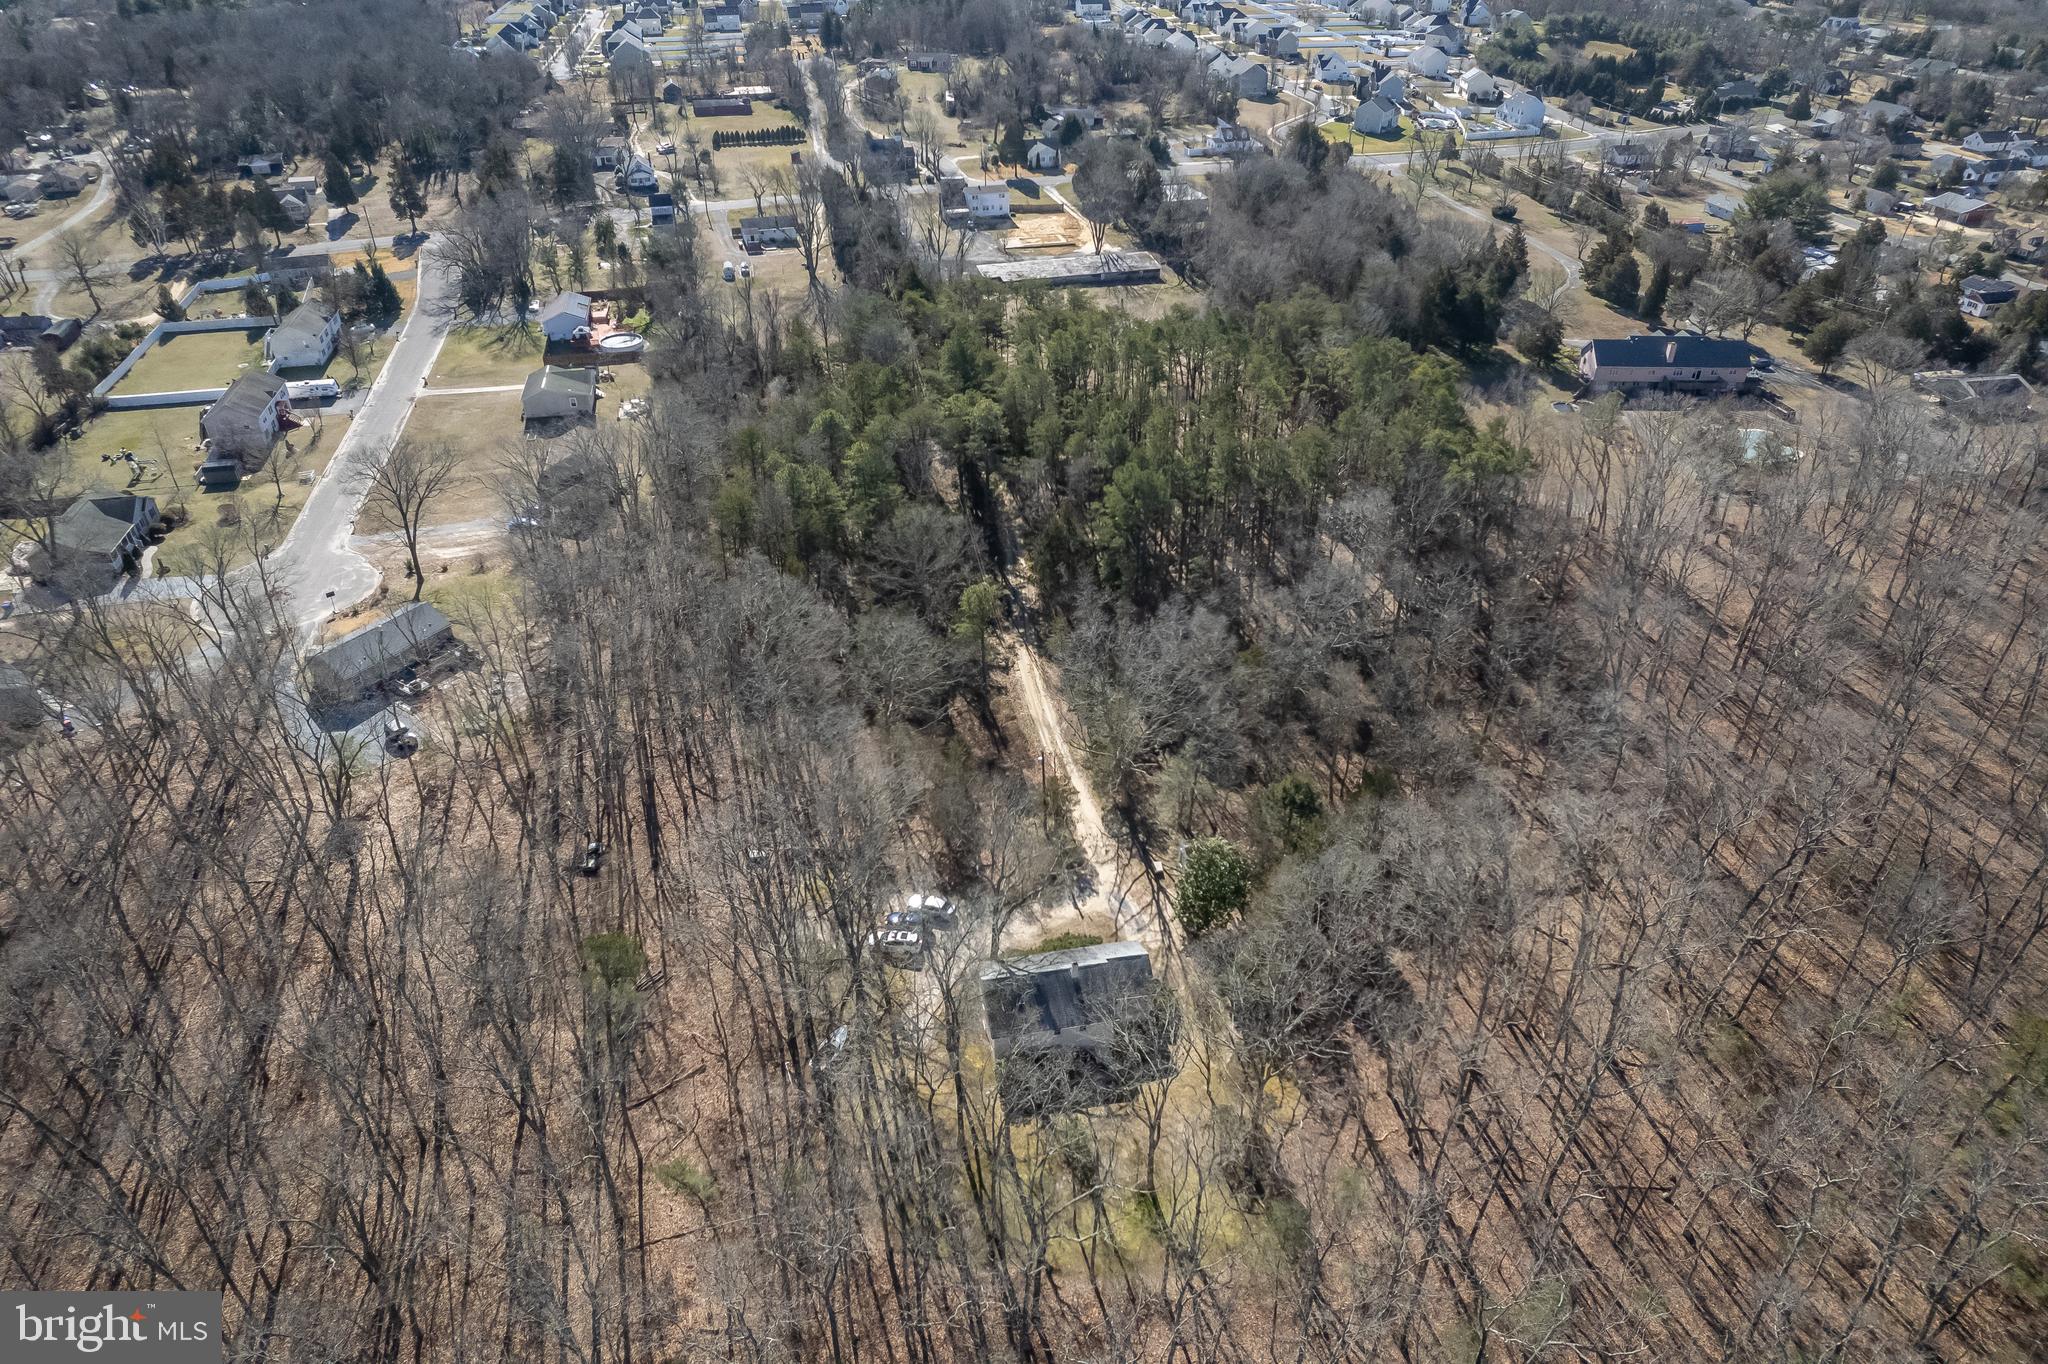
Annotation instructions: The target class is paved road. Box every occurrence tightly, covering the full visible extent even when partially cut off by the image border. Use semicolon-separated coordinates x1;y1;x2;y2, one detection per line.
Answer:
263;244;456;628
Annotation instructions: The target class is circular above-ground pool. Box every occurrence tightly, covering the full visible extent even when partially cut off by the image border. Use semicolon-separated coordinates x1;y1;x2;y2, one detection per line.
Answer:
597;332;645;355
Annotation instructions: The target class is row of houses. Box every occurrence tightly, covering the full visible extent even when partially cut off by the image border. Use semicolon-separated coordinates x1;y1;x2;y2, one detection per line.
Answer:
0;162;90;203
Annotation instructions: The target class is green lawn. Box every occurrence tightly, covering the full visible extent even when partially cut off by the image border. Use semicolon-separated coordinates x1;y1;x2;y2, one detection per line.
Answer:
427;325;547;389
112;327;268;395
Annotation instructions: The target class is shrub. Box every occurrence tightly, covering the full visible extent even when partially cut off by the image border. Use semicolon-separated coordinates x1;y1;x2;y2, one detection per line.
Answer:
1176;837;1251;938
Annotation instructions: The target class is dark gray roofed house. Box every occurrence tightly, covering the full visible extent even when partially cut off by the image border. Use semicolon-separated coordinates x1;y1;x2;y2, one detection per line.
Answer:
304;602;455;705
201;371;292;463
1959;275;2022;317
1578;333;1756;395
979;941;1176;1113
44;492;159;585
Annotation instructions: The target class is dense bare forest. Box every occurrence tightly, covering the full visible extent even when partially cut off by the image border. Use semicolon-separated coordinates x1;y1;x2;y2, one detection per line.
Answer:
5;269;2048;1360
4;0;2048;1360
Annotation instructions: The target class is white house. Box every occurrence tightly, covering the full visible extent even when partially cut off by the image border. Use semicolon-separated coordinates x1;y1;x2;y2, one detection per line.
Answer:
1498;88;1545;129
620;158;659;192
1203;120;1258;154
1374;71;1409;105
1455;67;1499;102
1026;141;1061;172
964;183;1011;220
1405;45;1450;78
740;214;800;247
1959;275;2021;318
1963;130;2026;154
537;291;592;342
264;300;341;371
1352;95;1402;135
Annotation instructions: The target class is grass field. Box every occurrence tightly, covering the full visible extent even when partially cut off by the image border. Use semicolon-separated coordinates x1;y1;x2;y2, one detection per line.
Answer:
1322;118;1425;155
399;391;527;525
111;327;269;395
659;103;810;181
427;326;547;389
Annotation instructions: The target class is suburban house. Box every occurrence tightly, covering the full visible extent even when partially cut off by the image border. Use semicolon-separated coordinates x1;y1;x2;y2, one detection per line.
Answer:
521;365;599;421
264;300;341;372
1857;99;1912;135
979;941;1175;1112
1252;23;1298;56
1712;77;1761;107
237;152;286;178
739;214;800;248
276;192;313;228
1209;54;1270;99
618;158;659;192
1863;188;1899;215
1373;71;1410;105
1706;192;1742;220
0;175;39;204
537;291;592;342
1602;140;1652;170
303;601;455;706
39;168;83;198
1202;120;1258;154
1964;129;2029;154
1311;53;1355;86
201;372;293;463
609;40;652;76
1807;108;1848;138
1075;0;1110;16
1026;141;1061;171
1352;96;1402;136
1404;45;1450;78
1577;333;1756;396
1455;67;1500;102
691;95;751;117
1924;191;1993;226
960;181;1012;221
1959;275;2022;318
1498;88;1545;129
703;4;743;30
594;136;630;170
42;492;160;585
1460;0;1492;25
648;191;676;225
